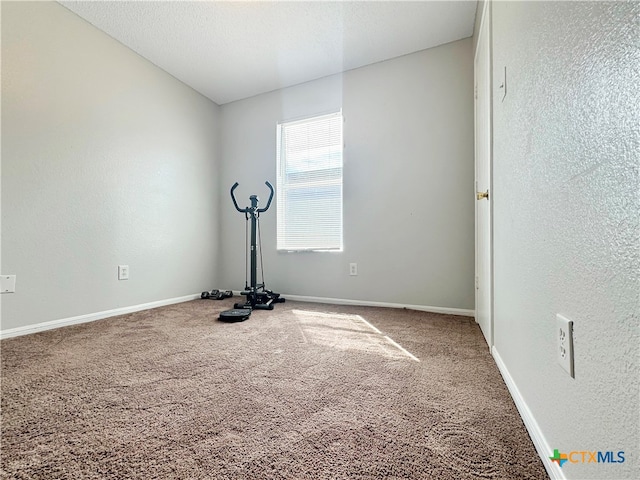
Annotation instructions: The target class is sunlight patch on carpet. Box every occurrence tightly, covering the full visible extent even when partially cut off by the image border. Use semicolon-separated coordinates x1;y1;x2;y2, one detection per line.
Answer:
292;309;420;362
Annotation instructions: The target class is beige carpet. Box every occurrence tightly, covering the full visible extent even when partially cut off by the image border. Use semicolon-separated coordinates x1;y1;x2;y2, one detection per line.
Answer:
1;299;548;479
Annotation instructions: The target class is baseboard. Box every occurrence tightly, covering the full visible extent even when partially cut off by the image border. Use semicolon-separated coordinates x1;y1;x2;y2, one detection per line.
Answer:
0;294;201;340
492;347;566;480
279;293;475;317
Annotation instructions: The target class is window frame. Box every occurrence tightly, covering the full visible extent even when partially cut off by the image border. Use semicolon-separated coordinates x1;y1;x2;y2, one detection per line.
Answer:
276;110;344;253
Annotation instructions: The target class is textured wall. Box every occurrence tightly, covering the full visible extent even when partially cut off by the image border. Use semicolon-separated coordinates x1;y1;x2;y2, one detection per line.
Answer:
220;39;475;310
491;1;639;479
1;2;221;330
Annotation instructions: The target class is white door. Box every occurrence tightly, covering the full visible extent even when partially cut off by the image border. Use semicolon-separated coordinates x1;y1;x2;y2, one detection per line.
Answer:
474;2;493;349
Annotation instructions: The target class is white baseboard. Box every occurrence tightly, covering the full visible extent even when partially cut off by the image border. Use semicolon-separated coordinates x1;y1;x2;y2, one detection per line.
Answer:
280;293;475;317
492;347;566;480
2;293;473;340
0;294;201;340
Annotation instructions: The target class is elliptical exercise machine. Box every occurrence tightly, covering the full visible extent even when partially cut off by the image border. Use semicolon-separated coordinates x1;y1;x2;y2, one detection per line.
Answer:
219;181;285;322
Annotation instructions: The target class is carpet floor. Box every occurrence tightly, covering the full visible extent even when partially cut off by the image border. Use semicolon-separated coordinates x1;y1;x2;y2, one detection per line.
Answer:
1;299;548;479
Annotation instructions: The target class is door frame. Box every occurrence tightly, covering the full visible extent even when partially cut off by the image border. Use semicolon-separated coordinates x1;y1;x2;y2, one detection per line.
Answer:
474;0;494;349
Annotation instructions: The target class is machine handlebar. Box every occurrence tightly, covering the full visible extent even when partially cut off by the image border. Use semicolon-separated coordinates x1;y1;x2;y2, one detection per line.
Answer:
229;181;275;214
230;182;245;212
258;181;274;213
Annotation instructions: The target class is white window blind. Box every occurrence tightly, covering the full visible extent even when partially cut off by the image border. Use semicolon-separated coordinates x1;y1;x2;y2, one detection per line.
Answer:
277;111;343;251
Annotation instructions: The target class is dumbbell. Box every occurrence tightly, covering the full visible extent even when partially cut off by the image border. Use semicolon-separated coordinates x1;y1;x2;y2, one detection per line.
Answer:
200;289;220;299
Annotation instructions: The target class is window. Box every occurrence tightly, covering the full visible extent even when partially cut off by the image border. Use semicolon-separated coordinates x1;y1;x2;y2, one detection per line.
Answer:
276;111;343;251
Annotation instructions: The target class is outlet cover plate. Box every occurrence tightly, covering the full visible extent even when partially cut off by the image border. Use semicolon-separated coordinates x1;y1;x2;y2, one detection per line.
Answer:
1;275;16;293
118;265;129;280
557;314;574;378
349;263;358;276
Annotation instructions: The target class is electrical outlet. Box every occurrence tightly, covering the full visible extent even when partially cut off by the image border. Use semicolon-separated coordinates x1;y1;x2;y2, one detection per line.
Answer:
557;314;574;378
349;263;358;276
118;265;129;280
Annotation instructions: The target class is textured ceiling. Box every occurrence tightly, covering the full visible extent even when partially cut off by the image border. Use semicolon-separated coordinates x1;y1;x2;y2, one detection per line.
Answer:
59;1;478;105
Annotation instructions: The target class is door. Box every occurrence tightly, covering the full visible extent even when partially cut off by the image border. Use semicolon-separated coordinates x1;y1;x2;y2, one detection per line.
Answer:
474;1;493;349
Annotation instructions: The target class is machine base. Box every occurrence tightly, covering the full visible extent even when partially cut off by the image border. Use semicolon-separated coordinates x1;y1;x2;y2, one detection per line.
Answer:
234;289;285;311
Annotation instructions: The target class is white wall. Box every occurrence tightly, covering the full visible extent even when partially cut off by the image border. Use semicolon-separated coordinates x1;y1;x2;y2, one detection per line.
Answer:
220;39;474;311
472;0;485;54
490;1;639;479
1;2;221;331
